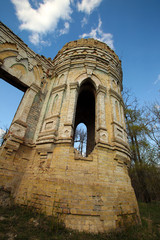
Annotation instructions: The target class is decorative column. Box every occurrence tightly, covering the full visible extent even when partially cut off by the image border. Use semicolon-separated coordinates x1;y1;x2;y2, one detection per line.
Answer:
109;89;127;144
14;83;41;123
3;83;40;153
60;82;79;141
96;85;108;144
120;101;128;143
120;101;125;128
37;84;67;144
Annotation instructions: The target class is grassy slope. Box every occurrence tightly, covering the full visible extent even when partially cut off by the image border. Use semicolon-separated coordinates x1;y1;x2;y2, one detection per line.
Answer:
0;202;160;240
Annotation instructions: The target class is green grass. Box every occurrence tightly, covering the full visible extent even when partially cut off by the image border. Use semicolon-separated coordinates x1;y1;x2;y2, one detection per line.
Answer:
0;202;160;240
139;202;160;226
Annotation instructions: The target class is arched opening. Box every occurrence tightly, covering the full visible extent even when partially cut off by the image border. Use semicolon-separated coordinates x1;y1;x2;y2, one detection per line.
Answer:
73;79;96;156
0;78;24;145
74;123;87;157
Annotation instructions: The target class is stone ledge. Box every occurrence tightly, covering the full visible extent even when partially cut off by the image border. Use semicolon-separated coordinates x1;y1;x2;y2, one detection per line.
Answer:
74;149;93;161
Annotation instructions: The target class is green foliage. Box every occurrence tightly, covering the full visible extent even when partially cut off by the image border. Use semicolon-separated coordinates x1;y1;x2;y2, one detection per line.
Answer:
123;90;160;165
0;202;160;240
129;163;160;202
123;89;160;202
139;202;160;226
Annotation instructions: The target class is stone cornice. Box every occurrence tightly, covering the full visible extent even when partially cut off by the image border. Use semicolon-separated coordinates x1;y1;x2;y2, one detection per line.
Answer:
108;65;122;83
97;85;107;95
69;82;79;90
30;83;41;93
109;88;123;102
0;21;53;70
54;38;121;63
51;83;67;94
52;43;122;85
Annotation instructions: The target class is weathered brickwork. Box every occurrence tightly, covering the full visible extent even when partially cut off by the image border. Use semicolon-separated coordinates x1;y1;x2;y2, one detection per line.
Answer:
0;21;140;233
25;91;46;143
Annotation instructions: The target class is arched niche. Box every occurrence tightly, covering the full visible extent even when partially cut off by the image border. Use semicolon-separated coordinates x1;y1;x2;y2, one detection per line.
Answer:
73;79;96;156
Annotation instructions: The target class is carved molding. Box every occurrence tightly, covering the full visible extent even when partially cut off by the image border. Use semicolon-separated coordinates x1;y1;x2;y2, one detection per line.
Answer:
53;39;122;84
30;83;41;93
97;85;107;95
0;21;53;74
109;88;123;102
54;38;121;63
51;83;67;94
69;82;79;90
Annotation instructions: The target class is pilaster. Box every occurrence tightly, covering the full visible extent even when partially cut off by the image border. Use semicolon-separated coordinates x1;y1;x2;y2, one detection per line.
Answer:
58;82;79;142
2;83;40;153
96;85;108;144
37;84;67;144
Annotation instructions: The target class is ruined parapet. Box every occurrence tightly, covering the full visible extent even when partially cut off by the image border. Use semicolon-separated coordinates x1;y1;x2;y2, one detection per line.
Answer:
0;22;140;233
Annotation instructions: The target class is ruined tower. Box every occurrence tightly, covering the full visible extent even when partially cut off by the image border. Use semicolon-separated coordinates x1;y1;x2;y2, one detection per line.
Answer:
0;22;140;233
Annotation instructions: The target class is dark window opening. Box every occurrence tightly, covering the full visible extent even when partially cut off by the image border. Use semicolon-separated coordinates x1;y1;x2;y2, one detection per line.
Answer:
73;79;96;157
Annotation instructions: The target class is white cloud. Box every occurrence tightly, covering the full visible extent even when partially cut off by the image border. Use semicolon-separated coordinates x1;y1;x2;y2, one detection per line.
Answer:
29;32;40;45
79;18;114;49
59;22;70;35
11;0;72;45
29;32;51;46
81;16;88;27
77;0;103;14
154;74;160;85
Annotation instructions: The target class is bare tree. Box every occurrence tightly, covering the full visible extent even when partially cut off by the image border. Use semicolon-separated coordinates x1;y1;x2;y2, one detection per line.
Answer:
122;89;160;202
74;126;87;156
0;126;8;146
146;102;160;150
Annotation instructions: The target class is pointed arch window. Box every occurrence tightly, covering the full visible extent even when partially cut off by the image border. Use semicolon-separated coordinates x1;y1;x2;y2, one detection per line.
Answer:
73;79;96;157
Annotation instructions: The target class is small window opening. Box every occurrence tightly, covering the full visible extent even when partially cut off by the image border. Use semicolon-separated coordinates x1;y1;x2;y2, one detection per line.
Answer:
73;79;95;157
74;123;87;157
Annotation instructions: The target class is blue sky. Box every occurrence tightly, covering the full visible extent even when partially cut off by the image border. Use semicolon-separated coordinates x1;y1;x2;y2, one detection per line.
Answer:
0;0;160;133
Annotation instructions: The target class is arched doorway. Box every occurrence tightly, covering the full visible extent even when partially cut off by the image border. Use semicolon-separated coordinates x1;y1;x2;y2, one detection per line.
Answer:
73;79;96;156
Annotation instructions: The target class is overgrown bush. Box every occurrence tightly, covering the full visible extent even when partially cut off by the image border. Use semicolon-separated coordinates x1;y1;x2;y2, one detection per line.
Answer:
129;163;160;202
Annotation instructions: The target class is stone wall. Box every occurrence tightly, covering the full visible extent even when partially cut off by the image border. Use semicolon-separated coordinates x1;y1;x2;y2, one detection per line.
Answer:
0;22;140;233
